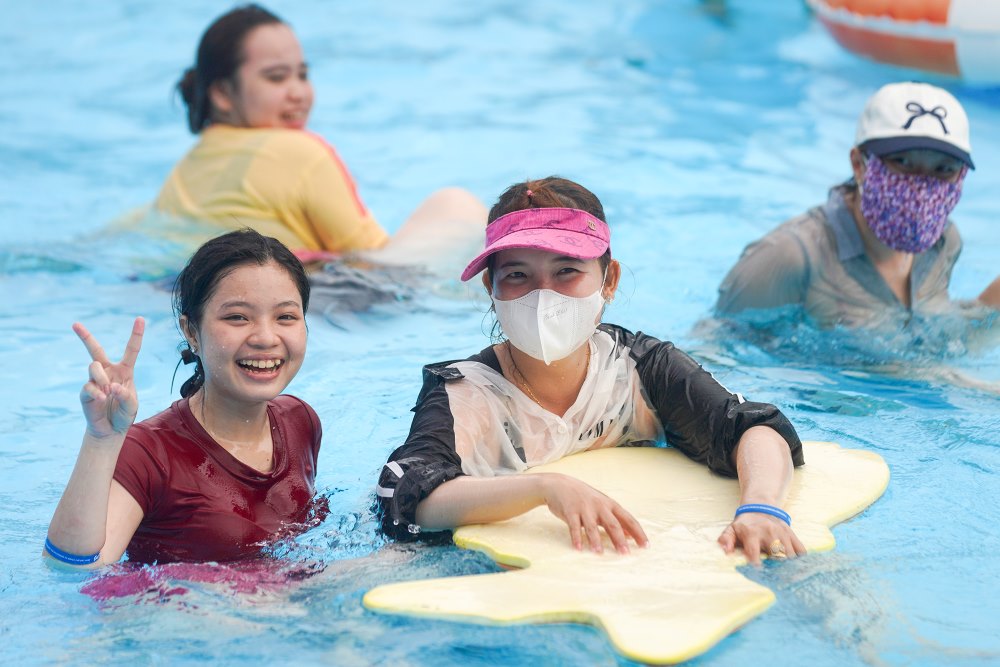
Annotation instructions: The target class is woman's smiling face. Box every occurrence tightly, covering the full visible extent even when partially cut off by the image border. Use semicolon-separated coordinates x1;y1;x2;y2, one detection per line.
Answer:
184;261;307;407
210;23;313;129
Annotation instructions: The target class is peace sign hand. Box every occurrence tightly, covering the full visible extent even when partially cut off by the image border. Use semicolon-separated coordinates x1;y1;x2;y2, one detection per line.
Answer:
74;317;145;439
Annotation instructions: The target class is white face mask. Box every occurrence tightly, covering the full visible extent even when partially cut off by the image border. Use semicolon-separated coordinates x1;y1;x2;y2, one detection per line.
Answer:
494;286;607;365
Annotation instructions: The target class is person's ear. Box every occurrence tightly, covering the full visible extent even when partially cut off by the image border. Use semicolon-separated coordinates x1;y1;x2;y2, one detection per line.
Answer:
179;315;199;353
208;79;236;118
481;271;493;298
850;147;867;185
603;260;621;301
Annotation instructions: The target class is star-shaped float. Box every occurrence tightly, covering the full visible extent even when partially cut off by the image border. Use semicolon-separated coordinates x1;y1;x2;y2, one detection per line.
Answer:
364;441;889;664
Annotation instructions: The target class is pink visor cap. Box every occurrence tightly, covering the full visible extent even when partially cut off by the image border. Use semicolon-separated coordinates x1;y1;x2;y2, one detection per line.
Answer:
460;207;611;281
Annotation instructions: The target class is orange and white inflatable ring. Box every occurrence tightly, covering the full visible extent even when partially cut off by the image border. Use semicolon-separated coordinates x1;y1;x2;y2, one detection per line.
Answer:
808;0;1000;83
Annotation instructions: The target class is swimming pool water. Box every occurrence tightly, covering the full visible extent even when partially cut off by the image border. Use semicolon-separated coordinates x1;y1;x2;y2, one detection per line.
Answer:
2;1;999;665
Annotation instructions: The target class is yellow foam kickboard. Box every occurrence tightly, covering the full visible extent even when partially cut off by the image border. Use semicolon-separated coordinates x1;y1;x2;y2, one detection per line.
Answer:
363;441;889;664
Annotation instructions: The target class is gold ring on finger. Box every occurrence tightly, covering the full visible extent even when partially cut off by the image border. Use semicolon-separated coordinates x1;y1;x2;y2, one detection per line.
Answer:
768;539;787;558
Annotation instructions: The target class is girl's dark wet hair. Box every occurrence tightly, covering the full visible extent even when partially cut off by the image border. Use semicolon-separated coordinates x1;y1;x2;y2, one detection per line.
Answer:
173;228;310;397
177;4;284;133
485;176;611;282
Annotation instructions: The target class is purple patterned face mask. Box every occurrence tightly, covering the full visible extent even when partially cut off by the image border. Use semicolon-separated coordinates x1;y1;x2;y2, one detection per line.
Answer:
860;154;966;254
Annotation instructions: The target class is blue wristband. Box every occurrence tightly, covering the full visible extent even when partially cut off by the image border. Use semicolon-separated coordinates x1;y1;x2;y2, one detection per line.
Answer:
734;503;791;526
44;538;100;566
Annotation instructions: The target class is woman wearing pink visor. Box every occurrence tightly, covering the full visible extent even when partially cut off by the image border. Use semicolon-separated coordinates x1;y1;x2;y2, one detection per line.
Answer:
376;177;805;563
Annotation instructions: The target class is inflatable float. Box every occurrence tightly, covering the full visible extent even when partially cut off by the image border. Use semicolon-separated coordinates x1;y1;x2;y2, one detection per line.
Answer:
808;0;1000;83
364;441;890;665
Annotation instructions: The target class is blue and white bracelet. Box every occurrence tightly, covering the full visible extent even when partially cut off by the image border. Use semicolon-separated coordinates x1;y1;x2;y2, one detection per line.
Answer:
734;503;791;526
44;538;100;566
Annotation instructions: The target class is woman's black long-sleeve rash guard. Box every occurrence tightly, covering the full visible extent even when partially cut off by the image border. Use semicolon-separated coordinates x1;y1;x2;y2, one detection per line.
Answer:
376;324;803;540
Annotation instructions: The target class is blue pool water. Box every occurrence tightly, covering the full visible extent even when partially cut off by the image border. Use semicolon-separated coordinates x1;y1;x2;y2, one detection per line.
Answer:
2;1;1000;665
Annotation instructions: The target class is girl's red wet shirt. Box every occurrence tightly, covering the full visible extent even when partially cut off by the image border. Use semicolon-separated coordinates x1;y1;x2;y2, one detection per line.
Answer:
113;395;322;563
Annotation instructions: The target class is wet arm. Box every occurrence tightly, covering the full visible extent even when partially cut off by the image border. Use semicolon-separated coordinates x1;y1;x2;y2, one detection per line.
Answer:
718;425;807;563
731;425;794;508
47;319;145;568
627;330;805;562
715;233;808;314
416;473;648;554
46;433;143;568
414;475;548;529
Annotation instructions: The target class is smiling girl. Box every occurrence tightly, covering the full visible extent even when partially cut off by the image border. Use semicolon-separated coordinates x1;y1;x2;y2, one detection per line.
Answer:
155;5;485;264
45;229;322;566
377;177;806;564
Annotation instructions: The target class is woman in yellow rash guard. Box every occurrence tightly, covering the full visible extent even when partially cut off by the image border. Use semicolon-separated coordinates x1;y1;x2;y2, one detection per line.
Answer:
156;4;485;263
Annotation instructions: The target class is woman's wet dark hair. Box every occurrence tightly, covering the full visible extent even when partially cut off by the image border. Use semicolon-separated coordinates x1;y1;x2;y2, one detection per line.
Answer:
177;4;284;133
173;228;310;397
485;176;611;282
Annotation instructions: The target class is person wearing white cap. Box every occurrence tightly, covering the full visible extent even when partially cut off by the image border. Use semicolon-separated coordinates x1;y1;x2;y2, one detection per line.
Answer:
376;176;806;565
716;82;1000;328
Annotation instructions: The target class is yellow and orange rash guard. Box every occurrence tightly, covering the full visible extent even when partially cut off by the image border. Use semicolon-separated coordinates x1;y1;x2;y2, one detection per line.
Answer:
155;125;389;253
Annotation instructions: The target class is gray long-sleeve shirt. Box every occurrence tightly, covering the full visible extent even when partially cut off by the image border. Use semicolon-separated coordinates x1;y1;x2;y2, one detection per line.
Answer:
715;186;961;329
